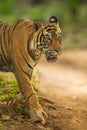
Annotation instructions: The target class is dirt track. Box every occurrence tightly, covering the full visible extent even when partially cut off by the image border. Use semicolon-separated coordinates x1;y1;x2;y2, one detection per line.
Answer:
1;50;87;130
38;50;87;98
37;50;87;130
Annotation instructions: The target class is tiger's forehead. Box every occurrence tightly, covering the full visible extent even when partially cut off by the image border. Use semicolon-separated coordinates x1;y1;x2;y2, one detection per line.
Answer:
41;23;61;34
44;24;57;29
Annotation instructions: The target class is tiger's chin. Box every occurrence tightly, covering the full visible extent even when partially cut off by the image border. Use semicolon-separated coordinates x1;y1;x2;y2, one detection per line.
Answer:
46;56;57;62
44;50;58;62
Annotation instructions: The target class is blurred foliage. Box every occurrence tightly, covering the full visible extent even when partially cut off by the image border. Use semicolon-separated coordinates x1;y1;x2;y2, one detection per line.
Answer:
0;75;19;101
0;0;87;49
0;0;87;24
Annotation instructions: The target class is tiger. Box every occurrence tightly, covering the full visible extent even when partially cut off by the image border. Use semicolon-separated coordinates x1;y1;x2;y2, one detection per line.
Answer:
0;16;62;124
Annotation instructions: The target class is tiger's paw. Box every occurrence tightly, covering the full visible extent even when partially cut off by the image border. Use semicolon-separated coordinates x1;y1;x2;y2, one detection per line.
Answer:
29;108;48;125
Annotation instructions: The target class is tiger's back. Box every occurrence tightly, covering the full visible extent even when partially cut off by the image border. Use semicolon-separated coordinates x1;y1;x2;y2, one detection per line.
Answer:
0;19;36;72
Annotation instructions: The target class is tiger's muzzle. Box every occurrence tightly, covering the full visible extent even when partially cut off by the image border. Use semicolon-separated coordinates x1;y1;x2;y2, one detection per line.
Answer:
45;49;62;62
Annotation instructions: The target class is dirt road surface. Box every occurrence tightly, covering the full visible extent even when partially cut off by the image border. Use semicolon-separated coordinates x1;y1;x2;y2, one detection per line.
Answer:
1;50;87;130
38;50;87;97
37;50;87;130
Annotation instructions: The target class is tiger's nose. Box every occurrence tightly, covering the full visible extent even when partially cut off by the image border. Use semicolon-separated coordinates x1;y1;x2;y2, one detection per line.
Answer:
48;50;57;56
55;48;60;53
55;48;62;55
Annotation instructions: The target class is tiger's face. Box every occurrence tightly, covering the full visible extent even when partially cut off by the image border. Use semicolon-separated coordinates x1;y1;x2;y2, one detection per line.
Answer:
33;16;62;62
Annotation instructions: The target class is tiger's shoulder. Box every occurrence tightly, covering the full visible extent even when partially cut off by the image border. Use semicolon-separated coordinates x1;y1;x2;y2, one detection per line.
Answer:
12;18;33;30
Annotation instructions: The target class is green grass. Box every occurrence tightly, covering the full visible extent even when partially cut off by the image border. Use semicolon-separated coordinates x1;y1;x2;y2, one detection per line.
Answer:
0;68;40;101
0;78;19;101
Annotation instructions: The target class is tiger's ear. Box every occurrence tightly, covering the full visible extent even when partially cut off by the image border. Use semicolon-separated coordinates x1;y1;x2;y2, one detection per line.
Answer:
49;16;58;24
33;20;42;31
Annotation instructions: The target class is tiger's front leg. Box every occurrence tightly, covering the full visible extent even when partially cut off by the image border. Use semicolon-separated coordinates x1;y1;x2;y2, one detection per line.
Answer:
13;67;47;124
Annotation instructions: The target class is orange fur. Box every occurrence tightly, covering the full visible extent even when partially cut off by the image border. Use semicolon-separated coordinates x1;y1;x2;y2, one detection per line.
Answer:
0;17;62;124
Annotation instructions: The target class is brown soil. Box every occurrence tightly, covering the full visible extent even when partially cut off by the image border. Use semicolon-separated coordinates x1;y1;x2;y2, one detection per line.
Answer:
0;50;87;130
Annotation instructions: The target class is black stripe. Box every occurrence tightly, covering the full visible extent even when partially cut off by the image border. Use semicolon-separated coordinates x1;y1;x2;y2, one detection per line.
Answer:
36;32;40;43
21;51;33;70
21;21;30;27
0;43;7;64
17;61;30;76
44;25;55;30
18;63;29;76
36;30;42;44
7;26;11;45
39;33;43;44
3;24;9;62
9;64;13;72
12;19;24;34
44;25;50;30
27;38;34;62
0;23;3;28
0;27;9;64
4;24;11;55
14;51;32;76
3;24;8;43
0;53;6;65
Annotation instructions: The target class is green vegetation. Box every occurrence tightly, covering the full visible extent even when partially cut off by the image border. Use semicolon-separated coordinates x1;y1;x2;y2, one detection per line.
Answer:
0;0;87;26
0;0;87;49
0;75;19;101
0;69;40;102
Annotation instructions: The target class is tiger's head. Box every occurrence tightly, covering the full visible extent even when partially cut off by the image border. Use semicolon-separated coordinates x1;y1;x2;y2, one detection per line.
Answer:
32;16;62;62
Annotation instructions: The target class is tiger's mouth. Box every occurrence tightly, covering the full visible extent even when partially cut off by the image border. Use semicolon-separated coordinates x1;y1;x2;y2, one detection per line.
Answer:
46;56;57;62
45;50;58;62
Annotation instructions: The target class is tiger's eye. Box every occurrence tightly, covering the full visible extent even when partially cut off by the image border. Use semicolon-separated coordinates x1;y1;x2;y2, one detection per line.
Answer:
45;44;48;48
45;35;50;41
52;29;56;33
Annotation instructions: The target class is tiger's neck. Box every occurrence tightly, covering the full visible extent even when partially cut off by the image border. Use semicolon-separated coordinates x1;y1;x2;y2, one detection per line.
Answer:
27;40;42;64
